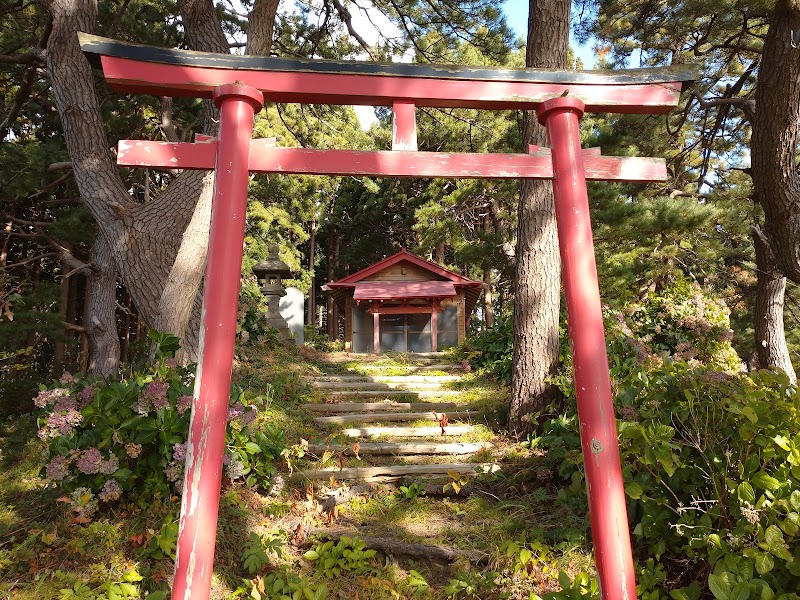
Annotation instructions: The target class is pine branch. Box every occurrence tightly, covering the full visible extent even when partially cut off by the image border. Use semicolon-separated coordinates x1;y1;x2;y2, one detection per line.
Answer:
6;252;58;268
104;0;132;38
159;97;180;143
0;52;41;65
328;0;377;60
693;94;756;121
0;64;37;140
8;216;92;274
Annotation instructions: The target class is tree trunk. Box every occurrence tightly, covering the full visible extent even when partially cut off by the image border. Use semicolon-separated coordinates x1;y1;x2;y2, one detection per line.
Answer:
509;0;570;433
308;220;317;326
752;226;796;383
246;0;280;56
53;243;71;377
43;0;279;364
752;1;800;282
748;0;800;381
326;229;340;338
482;214;494;330
85;234;120;376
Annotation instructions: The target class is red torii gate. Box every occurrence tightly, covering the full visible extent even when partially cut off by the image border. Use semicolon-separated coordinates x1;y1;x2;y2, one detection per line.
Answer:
80;33;694;600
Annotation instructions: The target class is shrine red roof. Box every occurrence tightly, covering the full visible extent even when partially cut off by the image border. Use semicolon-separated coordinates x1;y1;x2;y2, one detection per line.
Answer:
324;248;482;288
352;281;457;300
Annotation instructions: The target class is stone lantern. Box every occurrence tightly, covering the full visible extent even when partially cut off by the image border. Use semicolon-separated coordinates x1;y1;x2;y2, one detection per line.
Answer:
252;245;293;342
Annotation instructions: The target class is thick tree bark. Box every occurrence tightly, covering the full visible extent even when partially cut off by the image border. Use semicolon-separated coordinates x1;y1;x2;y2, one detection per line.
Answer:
752;1;800;281
509;0;569;433
43;0;278;365
748;0;800;381
246;0;280;56
85;234;120;376
752;226;796;383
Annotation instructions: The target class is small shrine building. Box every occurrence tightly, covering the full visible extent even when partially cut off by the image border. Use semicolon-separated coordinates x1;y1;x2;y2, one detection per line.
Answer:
323;249;483;353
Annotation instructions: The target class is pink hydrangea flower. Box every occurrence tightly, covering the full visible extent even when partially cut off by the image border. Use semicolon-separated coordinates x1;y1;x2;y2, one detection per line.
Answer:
33;387;70;409
45;456;71;480
177;395;193;415
53;395;77;413
76;448;103;474
76;384;98;408
173;443;186;463
38;408;83;440
99;479;122;502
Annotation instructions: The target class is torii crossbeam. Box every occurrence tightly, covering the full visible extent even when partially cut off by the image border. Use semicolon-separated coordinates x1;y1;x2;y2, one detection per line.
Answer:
80;33;694;600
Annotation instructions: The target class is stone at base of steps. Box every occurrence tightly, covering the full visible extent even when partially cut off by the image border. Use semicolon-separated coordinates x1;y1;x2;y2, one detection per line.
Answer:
307;441;492;456
308;525;489;565
340;425;474;437
296;462;500;482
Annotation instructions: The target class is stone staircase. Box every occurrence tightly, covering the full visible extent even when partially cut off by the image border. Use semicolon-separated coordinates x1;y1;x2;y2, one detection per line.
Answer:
299;353;499;484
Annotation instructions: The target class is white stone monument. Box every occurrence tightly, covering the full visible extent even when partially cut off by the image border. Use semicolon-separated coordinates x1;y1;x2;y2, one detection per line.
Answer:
279;287;305;346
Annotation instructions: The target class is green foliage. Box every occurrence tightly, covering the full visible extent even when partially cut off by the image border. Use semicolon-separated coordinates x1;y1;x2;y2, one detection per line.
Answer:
461;315;514;384
244;570;328;600
34;331;285;516
400;569;430;597
303;326;341;352
237;279;280;347
242;531;284;575
303;536;378;578
50;565;144;600
617;280;742;371
395;482;427;500
500;538;555;577
530;571;599;600
541;344;800;597
139;519;178;561
443;569;500;599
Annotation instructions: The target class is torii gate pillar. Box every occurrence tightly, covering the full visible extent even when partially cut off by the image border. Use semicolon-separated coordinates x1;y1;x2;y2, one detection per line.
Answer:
172;83;263;600
537;97;636;600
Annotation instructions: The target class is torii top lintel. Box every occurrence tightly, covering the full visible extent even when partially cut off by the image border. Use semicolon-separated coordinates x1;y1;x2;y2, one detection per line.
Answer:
79;33;694;114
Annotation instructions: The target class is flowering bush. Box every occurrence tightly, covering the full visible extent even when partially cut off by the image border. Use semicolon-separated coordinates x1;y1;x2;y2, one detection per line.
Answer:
612;281;742;372
36;331;285;519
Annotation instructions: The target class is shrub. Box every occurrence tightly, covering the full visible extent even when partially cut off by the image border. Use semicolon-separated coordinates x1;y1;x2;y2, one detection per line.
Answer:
35;331;284;517
541;355;800;598
461;315;514;383
303;325;337;352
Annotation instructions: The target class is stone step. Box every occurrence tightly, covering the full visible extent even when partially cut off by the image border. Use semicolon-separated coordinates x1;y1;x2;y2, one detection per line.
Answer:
340;425;474;438
315;410;477;425
352;364;461;372
312;380;455;390
312;375;462;384
307;441;491;456
325;390;463;399
306;401;460;413
297;462;500;482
